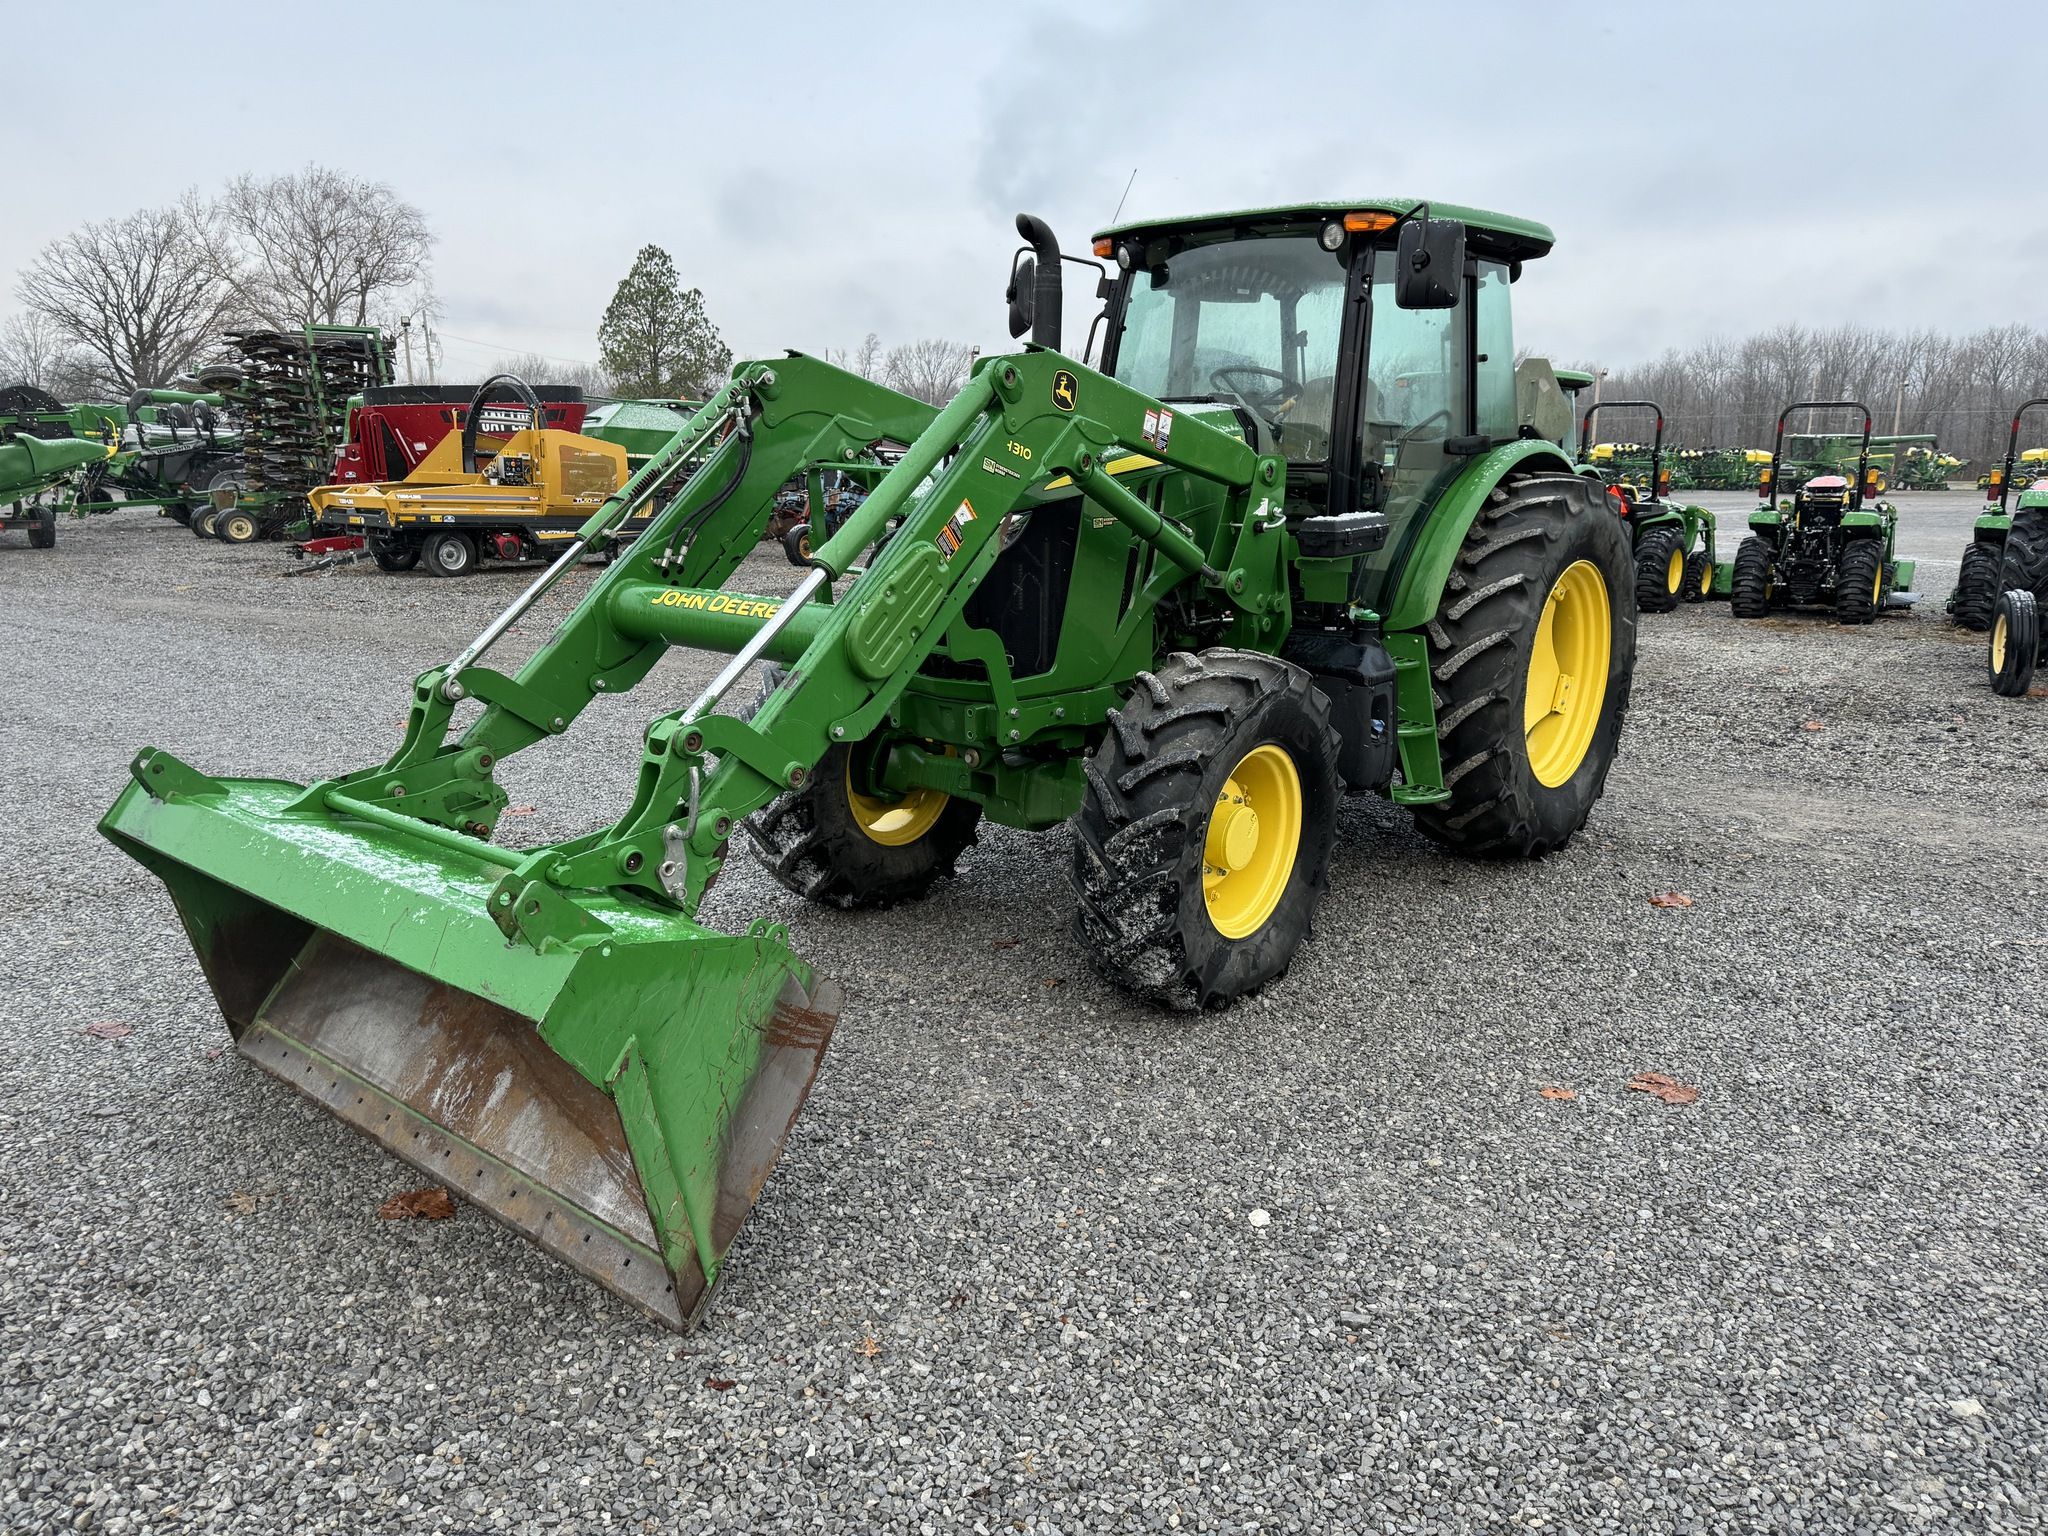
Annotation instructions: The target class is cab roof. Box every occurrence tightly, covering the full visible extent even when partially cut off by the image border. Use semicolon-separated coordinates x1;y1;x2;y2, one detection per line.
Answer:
1094;199;1556;263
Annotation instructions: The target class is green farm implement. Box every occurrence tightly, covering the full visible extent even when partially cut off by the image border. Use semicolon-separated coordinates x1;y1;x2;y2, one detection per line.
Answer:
196;326;393;542
104;201;1636;1328
1949;398;2048;632
1729;401;1914;623
1579;400;1718;611
0;383;116;550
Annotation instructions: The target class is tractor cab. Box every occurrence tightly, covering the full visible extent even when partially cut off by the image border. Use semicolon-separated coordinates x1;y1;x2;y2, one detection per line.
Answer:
1071;199;1559;613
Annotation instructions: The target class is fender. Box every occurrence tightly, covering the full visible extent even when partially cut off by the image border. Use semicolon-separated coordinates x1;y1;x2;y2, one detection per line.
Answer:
1383;439;1576;632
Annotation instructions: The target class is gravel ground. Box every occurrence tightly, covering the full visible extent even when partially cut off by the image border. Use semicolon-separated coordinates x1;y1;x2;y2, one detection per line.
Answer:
2;495;2044;1534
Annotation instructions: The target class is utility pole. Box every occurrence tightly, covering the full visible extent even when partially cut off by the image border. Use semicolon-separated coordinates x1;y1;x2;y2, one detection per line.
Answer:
1892;373;1905;436
400;316;416;385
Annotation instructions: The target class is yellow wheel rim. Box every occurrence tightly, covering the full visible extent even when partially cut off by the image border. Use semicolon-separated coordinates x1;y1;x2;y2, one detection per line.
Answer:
1992;612;2008;672
1201;743;1302;940
845;757;948;847
1666;547;1684;593
1524;559;1612;789
1873;564;1884;605
1700;562;1714;597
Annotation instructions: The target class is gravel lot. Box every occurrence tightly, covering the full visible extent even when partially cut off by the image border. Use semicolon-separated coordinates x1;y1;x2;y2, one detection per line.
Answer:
2;493;2043;1534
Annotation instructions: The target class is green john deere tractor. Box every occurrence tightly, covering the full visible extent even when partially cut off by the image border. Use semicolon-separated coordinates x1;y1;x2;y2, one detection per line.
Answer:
1950;397;2048;632
103;200;1636;1329
1728;401;1914;624
1577;399;1718;611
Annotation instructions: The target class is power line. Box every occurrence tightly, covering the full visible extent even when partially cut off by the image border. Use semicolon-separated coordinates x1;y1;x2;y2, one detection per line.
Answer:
433;330;602;369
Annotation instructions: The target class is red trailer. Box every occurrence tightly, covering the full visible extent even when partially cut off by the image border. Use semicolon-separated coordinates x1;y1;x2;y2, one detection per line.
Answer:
330;385;586;484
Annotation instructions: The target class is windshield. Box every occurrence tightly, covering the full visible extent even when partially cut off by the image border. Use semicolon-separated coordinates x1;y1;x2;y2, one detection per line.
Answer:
1110;233;1348;462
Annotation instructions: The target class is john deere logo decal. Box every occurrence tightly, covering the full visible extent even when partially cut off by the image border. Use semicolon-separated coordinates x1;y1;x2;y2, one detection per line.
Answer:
1051;370;1078;412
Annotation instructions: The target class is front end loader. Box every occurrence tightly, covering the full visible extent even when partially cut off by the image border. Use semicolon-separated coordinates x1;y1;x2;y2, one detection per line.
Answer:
104;201;1636;1329
1728;401;1915;624
1950;398;2048;631
1577;400;1718;610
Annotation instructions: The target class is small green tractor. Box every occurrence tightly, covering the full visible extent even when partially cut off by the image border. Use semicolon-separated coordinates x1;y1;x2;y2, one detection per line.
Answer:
1578;399;1718;611
1729;401;1914;623
103;199;1637;1329
1950;398;2048;632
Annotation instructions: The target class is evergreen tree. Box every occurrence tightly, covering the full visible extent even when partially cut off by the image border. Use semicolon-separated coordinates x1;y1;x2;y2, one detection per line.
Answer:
597;245;731;398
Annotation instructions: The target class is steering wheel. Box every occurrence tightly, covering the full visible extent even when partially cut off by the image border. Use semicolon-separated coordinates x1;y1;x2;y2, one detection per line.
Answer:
1209;365;1288;411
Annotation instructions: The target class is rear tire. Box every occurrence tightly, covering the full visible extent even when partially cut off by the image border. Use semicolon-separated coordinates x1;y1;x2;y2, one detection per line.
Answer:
1410;473;1634;859
2002;509;2048;603
1990;589;2038;698
1069;649;1341;1010
1634;525;1685;614
423;530;476;577
1730;536;1773;618
191;508;219;539
1834;540;1882;625
1949;541;2001;630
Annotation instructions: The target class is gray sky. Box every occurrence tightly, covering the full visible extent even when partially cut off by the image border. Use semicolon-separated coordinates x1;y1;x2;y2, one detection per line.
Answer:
7;0;2042;380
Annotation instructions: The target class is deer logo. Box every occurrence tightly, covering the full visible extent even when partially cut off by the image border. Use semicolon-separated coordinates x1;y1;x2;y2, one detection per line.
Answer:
1051;370;1078;413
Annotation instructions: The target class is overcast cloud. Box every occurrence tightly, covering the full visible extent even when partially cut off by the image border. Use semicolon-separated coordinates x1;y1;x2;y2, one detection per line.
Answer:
5;0;2041;381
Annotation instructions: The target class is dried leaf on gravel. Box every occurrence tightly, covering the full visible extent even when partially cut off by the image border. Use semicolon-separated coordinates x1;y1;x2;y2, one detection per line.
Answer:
81;1020;134;1040
1647;891;1694;909
378;1187;457;1221
991;938;1023;950
1539;1086;1578;1101
223;1191;263;1215
856;1334;883;1359
203;1045;225;1061
703;1376;737;1391
1628;1071;1699;1106
1800;719;1824;731
503;805;537;817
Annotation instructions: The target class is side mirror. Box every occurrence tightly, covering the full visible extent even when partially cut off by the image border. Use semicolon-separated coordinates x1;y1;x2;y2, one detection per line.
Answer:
1006;255;1036;340
1394;217;1466;310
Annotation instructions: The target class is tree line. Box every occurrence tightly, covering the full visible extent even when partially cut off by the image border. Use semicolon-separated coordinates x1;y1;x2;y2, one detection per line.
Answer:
1571;323;2048;465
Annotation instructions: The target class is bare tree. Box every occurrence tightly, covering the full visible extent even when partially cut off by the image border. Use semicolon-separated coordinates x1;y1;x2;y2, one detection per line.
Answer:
0;312;101;396
484;351;614;397
195;166;433;329
883;338;977;406
825;332;885;381
15;203;236;391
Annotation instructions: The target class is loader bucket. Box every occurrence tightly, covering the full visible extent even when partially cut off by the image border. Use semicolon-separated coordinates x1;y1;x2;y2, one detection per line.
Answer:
100;754;838;1331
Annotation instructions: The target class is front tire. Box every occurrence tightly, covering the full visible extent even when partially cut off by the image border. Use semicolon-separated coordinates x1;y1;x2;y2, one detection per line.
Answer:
371;537;420;573
1950;541;2001;630
1634;525;1685;614
1834;540;1882;625
1070;649;1341;1010
1990;589;2039;698
1410;474;1635;859
1730;536;1773;618
744;736;982;912
1683;549;1713;603
423;530;476;577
